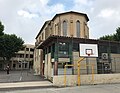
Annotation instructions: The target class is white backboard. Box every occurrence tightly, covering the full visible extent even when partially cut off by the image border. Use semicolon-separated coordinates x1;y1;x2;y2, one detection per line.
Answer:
79;43;98;57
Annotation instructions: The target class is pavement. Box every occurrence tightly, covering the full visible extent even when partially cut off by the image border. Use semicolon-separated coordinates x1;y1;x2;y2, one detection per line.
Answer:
1;70;120;93
0;81;53;88
1;83;120;93
0;70;45;83
0;70;53;90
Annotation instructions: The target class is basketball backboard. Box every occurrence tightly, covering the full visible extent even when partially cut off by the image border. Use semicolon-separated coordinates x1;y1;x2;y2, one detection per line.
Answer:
79;43;98;57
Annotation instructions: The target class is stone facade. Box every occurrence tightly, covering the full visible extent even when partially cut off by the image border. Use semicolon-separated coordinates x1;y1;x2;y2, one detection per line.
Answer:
34;11;89;75
34;11;120;82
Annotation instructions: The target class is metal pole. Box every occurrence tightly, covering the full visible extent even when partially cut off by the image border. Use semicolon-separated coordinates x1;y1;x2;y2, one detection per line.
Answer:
92;64;94;84
64;65;66;87
77;57;85;86
77;62;80;86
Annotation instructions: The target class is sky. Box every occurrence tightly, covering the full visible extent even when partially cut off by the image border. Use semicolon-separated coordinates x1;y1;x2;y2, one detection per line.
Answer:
0;0;120;44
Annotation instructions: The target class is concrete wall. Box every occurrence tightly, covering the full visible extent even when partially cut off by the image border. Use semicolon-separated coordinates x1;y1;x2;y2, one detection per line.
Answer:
47;53;52;80
53;75;77;86
34;49;42;75
44;53;52;79
53;74;120;86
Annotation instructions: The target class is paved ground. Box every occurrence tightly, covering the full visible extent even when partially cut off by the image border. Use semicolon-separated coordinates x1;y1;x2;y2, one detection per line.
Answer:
0;83;120;93
0;70;53;90
0;70;45;83
1;70;120;93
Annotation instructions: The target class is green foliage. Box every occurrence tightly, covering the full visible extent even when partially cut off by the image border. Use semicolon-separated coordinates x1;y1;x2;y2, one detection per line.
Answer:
0;21;4;36
99;35;114;40
0;34;24;62
115;27;120;41
99;27;120;41
0;21;24;63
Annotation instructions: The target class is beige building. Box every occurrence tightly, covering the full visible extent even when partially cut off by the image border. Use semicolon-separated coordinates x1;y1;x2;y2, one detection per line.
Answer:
34;11;89;76
34;11;120;82
35;11;89;43
0;44;34;70
34;11;120;84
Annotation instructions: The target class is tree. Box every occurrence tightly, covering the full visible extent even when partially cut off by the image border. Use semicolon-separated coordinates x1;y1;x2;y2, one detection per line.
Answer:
114;27;120;41
0;34;24;64
0;21;24;64
99;27;120;41
99;34;115;41
0;21;4;36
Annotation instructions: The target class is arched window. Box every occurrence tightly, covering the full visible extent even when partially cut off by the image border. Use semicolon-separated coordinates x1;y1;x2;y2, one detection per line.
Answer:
63;20;67;36
76;20;80;37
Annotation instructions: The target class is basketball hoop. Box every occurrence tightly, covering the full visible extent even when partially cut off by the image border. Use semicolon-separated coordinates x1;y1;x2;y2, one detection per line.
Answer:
79;44;98;57
86;49;93;57
87;54;91;56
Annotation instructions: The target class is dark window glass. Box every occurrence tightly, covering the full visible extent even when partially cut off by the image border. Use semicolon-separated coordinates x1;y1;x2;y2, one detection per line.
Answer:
26;48;29;51
25;63;27;68
73;43;79;51
20;54;24;58
30;48;34;52
51;44;55;58
30;54;33;58
13;64;16;68
43;49;45;60
76;20;80;37
19;64;21;68
26;54;29;58
59;42;69;57
63;21;67;36
0;64;2;68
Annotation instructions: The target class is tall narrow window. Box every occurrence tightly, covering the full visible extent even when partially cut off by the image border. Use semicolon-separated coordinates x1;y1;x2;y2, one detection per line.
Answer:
76;20;80;37
63;20;67;36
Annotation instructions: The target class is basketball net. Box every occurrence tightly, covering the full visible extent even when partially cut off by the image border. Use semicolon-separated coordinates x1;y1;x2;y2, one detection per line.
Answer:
87;54;90;56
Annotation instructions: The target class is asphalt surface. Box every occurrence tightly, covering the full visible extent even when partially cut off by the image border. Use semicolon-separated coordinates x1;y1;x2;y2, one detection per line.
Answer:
0;70;45;83
1;83;120;93
1;70;120;93
0;70;53;91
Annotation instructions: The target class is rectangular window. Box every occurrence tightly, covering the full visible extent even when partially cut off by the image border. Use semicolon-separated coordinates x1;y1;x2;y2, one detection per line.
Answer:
76;21;80;37
20;54;24;58
26;54;29;58
59;42;69;57
30;48;34;52
43;49;45;60
19;64;21;68
73;43;79;51
51;44;55;58
13;64;16;68
30;54;33;58
0;64;2;68
26;48;29;51
63;21;67;36
25;63;27;68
